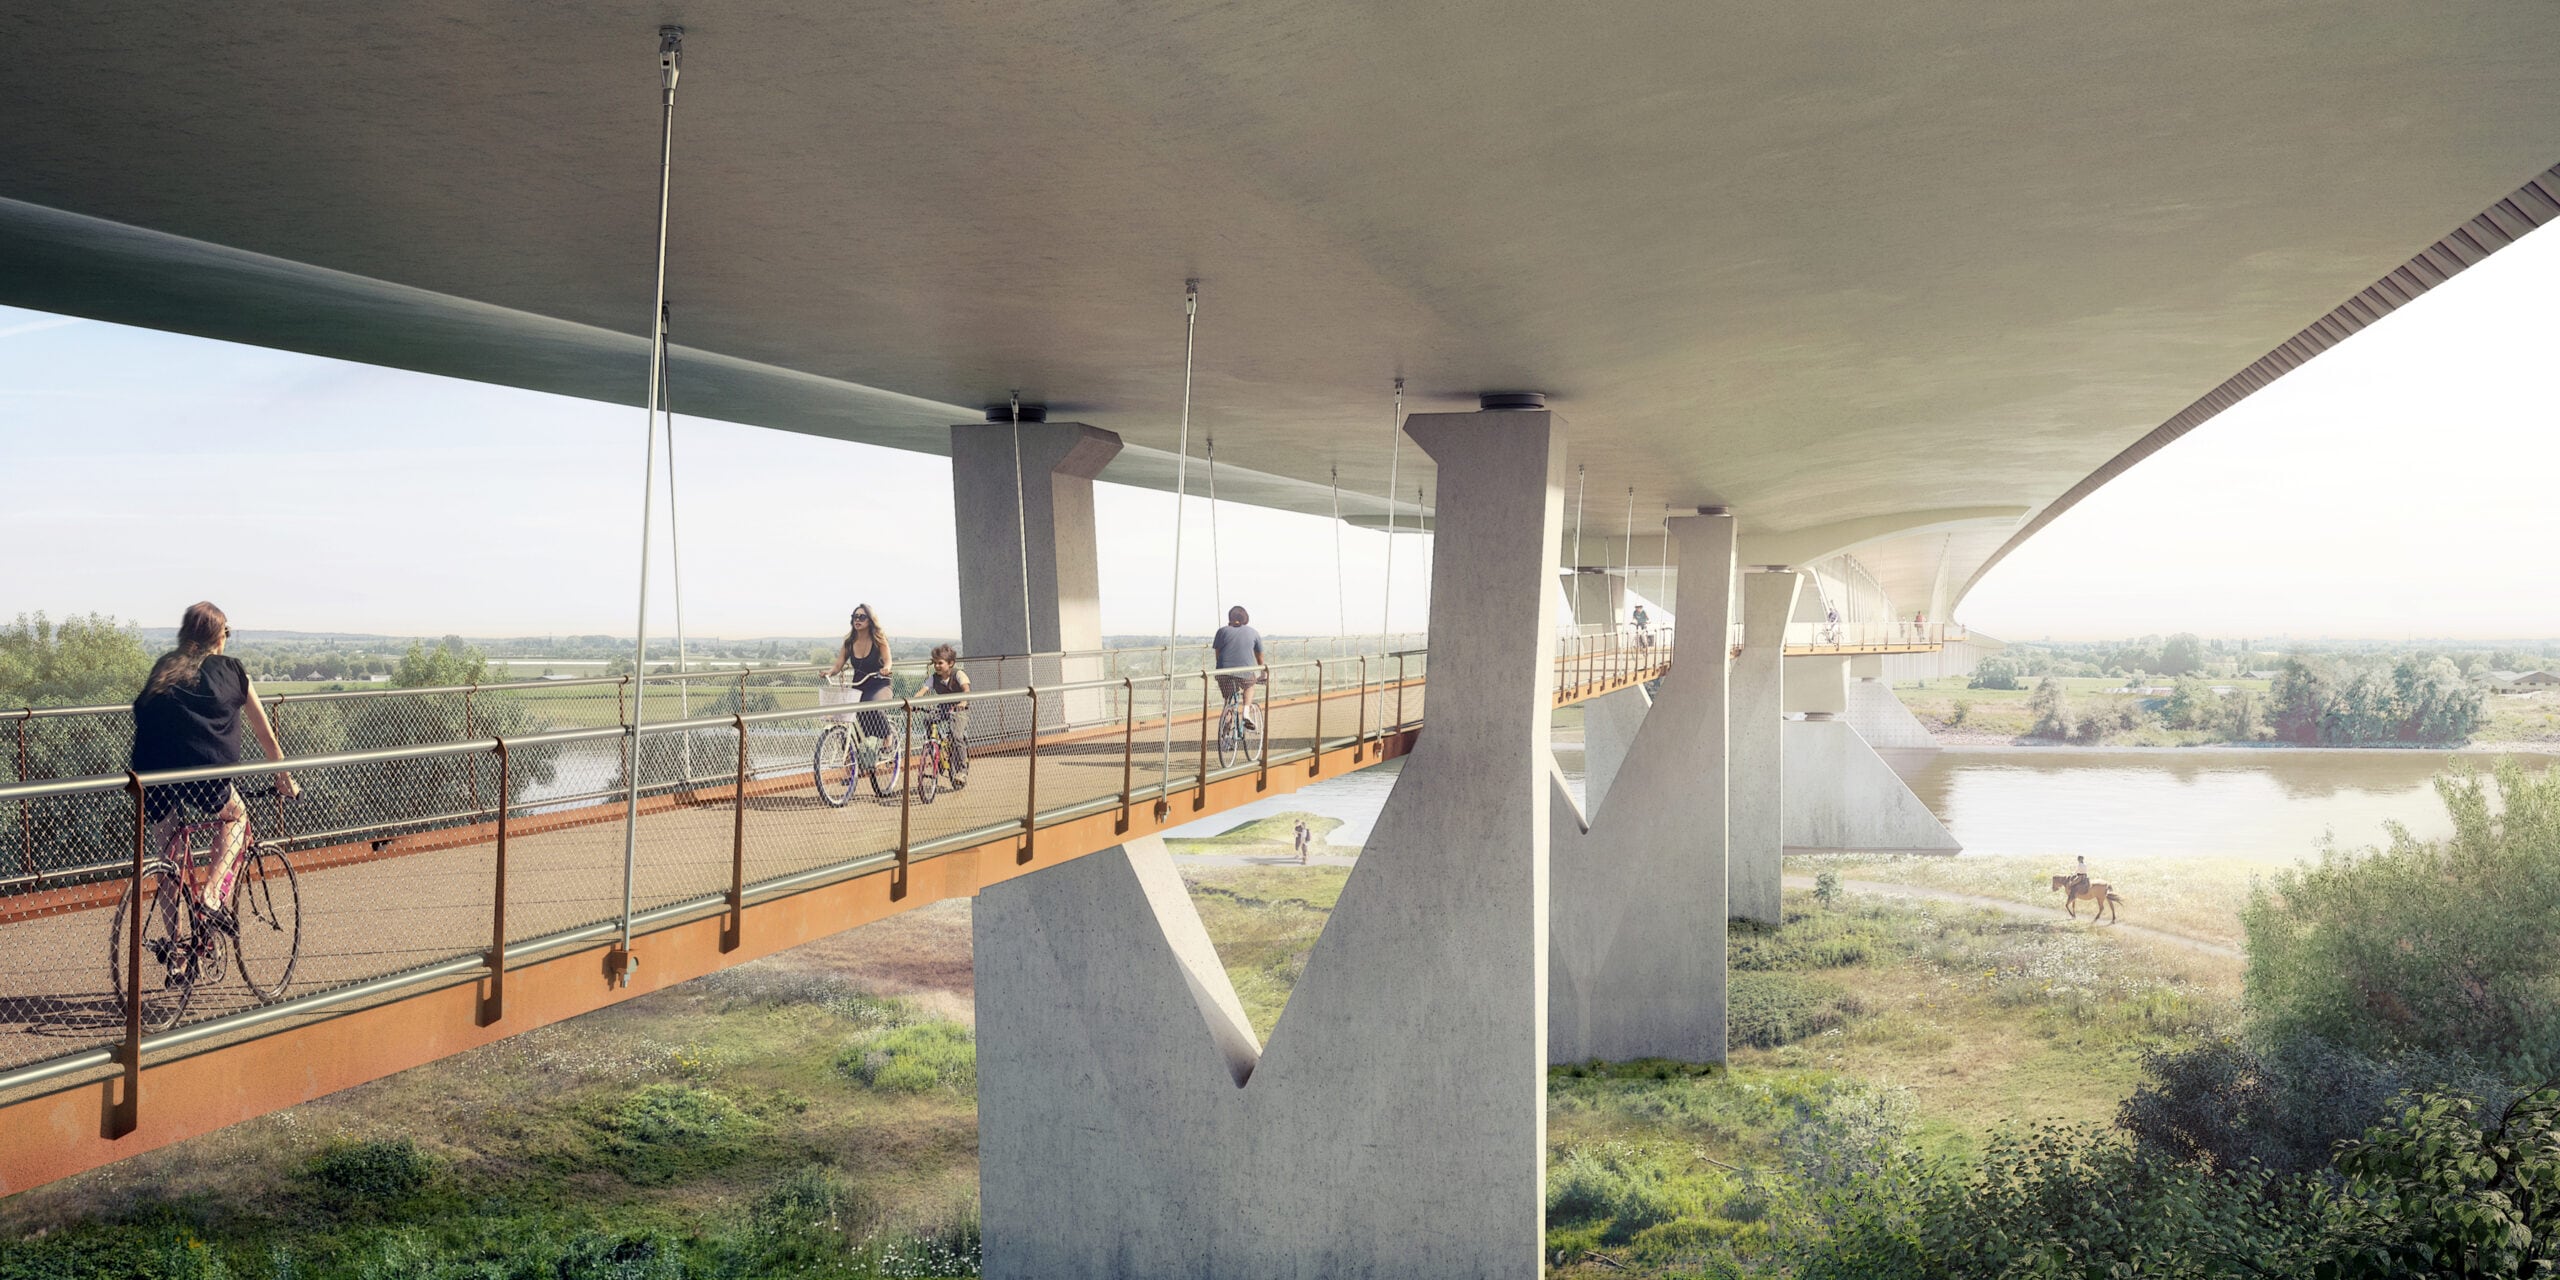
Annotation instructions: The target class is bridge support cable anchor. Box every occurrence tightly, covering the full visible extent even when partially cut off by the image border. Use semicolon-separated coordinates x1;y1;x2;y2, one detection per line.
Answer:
614;22;684;989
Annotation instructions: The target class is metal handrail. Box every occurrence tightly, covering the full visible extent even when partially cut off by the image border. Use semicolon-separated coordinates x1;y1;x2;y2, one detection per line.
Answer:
0;630;1678;1110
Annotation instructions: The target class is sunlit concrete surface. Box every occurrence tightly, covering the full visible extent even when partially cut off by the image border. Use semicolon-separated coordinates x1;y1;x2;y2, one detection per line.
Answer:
1782;718;1961;857
1549;514;1734;1066
1730;569;1803;927
975;410;1561;1278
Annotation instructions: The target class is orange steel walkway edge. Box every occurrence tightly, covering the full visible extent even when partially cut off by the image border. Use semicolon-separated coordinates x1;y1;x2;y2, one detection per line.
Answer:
0;664;1659;1196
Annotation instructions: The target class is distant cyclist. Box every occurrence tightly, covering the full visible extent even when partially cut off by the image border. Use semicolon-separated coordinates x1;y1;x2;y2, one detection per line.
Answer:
131;602;299;932
1631;603;1652;648
825;604;896;780
1212;605;1265;731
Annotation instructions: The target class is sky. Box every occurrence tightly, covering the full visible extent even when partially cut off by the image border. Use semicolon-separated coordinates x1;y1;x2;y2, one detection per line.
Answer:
1957;219;2560;642
2;221;2555;644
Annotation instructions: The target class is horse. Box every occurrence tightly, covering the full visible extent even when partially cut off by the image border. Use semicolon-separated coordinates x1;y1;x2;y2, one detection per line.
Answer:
2049;874;2123;924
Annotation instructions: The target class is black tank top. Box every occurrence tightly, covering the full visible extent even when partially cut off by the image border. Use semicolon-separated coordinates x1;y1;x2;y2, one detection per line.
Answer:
845;639;888;687
132;654;250;773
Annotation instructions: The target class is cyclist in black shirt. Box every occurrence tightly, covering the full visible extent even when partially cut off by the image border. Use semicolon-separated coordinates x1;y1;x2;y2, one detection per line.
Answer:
131;602;298;923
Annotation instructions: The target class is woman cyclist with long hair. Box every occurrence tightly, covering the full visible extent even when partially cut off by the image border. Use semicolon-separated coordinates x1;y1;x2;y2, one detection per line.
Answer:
825;604;896;784
131;602;299;931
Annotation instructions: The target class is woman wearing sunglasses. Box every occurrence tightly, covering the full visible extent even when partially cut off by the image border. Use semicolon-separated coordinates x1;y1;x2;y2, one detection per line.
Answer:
824;604;897;783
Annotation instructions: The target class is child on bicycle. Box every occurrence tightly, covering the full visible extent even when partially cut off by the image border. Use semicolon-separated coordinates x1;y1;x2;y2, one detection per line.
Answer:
1212;605;1265;731
926;644;971;778
131;602;299;934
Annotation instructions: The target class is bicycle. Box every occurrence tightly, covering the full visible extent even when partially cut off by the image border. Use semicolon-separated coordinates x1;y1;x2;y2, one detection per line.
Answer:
813;676;902;807
914;706;969;804
1216;676;1264;769
107;782;302;1034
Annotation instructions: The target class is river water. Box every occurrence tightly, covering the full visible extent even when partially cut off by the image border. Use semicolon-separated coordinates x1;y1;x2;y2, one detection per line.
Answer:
1163;743;2554;863
1889;747;2551;862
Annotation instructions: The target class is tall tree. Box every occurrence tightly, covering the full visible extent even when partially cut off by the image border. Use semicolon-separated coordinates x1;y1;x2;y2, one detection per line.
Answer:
0;612;154;708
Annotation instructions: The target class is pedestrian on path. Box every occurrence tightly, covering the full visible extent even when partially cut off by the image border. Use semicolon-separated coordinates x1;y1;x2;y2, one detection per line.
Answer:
1293;818;1311;864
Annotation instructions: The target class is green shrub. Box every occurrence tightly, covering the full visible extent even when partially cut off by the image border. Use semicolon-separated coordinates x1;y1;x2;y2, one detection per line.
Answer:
1789;1124;2322;1279
605;1083;765;1184
553;1229;685;1280
2244;761;2560;1071
2324;1085;2560;1278
301;1137;434;1201
1546;1143;1726;1244
1728;973;1860;1048
1966;658;2019;691
1729;909;1887;971
2118;1035;2510;1177
836;1021;977;1093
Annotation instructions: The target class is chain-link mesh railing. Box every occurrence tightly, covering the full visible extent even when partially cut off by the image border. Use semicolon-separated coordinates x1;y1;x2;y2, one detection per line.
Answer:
0;631;1660;1100
5;638;1432;801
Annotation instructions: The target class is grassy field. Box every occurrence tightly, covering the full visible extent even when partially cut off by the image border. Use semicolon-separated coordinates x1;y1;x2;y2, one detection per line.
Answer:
1795;851;2267;946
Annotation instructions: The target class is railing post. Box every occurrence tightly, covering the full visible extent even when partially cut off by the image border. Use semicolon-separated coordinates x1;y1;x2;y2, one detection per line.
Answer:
1195;671;1212;809
16;711;34;882
1392;655;1413;737
484;739;509;1024
1309;660;1324;777
115;771;143;1138
1354;655;1368;761
1258;660;1272;786
1119;676;1136;828
897;697;915;890
464;686;481;813
728;713;750;936
1020;687;1039;864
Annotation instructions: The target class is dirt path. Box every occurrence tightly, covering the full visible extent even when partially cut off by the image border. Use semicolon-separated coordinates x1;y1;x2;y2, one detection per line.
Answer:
1781;874;2242;959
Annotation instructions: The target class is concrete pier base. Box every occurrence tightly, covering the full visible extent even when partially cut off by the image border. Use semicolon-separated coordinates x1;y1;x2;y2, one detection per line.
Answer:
1549;512;1735;1066
1730;569;1802;926
1781;717;1960;856
975;409;1565;1279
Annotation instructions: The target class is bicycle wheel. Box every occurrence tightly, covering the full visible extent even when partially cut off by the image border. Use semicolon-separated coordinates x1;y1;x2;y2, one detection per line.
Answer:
866;728;902;799
1216;707;1240;769
813;724;856;808
919;762;939;805
106;865;199;1034
230;847;302;1002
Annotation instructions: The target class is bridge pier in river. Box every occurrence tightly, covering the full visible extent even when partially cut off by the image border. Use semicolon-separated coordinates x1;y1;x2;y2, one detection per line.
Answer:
974;407;1563;1278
